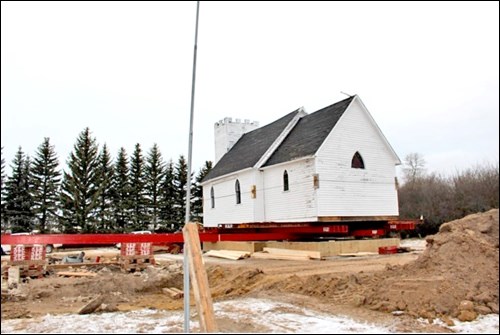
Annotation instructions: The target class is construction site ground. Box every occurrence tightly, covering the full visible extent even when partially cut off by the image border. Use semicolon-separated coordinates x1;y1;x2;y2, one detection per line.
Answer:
1;209;499;333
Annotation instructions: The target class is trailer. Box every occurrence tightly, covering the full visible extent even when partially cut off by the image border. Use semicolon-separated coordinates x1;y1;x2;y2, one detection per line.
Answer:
0;218;419;249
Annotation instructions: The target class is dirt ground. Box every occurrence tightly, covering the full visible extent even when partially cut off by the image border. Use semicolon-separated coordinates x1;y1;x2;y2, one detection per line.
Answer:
1;209;498;333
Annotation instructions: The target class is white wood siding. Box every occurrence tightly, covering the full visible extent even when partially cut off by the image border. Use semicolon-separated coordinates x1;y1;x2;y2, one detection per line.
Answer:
315;99;399;217
203;170;257;227
262;158;318;222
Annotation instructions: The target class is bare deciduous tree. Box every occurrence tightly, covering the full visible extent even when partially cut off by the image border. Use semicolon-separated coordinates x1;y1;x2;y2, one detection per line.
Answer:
402;153;427;183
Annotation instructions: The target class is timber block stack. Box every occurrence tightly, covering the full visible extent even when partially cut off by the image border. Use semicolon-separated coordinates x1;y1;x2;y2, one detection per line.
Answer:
119;242;155;271
9;244;47;278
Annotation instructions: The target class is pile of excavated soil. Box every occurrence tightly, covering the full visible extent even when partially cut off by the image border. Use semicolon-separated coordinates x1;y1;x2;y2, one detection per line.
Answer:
364;209;499;322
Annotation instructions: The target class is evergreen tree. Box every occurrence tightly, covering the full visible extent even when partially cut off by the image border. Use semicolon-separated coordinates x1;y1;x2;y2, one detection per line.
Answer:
129;143;147;230
4;147;34;232
192;161;212;223
1;147;6;231
159;159;176;231
173;155;192;228
60;128;100;233
145;144;165;231
0;147;4;191
31;138;61;233
95;144;114;232
112;148;131;232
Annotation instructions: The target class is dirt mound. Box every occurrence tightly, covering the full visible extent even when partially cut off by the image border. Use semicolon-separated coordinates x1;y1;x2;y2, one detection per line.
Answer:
364;209;499;321
209;266;265;298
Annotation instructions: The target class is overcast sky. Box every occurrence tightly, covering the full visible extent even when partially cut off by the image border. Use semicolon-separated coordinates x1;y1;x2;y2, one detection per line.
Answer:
1;1;498;179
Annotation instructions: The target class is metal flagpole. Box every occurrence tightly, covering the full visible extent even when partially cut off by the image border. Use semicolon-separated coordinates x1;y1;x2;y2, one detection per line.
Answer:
184;1;200;333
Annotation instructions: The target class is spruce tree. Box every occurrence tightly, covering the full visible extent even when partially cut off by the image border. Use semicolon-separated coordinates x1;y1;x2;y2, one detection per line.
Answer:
129;143;147;230
60;128;100;233
112;148;131;232
4;147;34;232
192;160;212;223
0;147;4;191
1;147;5;231
159;159;176;231
95;144;114;232
145;144;165;231
173;155;192;228
31;138;61;233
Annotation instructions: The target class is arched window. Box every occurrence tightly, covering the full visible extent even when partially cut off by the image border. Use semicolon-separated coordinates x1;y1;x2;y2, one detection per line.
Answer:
210;187;215;209
283;170;289;191
351;151;365;169
235;179;241;204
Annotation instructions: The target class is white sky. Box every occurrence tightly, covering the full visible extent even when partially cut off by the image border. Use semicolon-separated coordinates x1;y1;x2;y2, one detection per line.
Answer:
1;1;499;177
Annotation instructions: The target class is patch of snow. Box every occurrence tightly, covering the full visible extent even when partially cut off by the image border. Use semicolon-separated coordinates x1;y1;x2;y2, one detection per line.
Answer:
2;298;498;334
449;315;499;334
418;314;499;334
215;298;392;333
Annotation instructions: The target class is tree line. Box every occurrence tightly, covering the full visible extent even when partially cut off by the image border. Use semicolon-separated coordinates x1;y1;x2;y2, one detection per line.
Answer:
1;127;212;234
2;135;497;237
398;153;499;236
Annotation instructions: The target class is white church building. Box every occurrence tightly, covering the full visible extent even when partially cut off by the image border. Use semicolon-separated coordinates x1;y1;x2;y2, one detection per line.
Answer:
201;95;401;228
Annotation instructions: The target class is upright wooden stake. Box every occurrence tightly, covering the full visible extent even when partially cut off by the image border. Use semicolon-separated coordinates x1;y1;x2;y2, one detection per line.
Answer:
182;222;218;332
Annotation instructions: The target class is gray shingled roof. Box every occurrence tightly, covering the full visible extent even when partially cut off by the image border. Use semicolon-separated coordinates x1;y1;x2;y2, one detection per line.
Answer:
203;110;300;181
263;96;354;167
203;96;354;182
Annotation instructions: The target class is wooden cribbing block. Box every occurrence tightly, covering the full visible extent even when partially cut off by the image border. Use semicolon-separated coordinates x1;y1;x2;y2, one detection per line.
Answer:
263;247;322;260
163;287;184;299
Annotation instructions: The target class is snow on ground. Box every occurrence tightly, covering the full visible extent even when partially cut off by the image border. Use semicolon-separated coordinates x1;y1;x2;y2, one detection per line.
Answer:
424;314;500;334
2;298;498;334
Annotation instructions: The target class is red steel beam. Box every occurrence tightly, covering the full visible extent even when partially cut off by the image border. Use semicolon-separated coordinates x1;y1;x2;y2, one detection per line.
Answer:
4;220;418;246
350;229;387;237
1;231;304;245
217;225;349;235
386;220;417;230
1;233;185;245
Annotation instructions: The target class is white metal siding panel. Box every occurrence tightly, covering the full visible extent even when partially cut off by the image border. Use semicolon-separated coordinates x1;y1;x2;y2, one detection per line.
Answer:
316;99;399;217
203;171;257;227
263;159;318;222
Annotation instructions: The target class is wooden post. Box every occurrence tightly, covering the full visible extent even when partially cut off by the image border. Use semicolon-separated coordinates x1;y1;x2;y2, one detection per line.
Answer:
182;222;218;332
8;266;20;288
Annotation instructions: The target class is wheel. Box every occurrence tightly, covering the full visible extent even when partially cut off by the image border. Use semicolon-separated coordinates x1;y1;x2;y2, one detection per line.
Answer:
46;244;54;254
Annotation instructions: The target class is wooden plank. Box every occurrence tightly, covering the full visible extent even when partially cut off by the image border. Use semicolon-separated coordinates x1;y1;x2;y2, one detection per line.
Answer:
183;222;218;333
10;260;47;266
205;250;249;260
8;266;20;287
251;252;310;261
120;255;154;260
57;271;97;277
170;287;184;294
163;287;183;299
263;247;322;260
338;252;378;257
48;262;119;269
78;295;104;314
